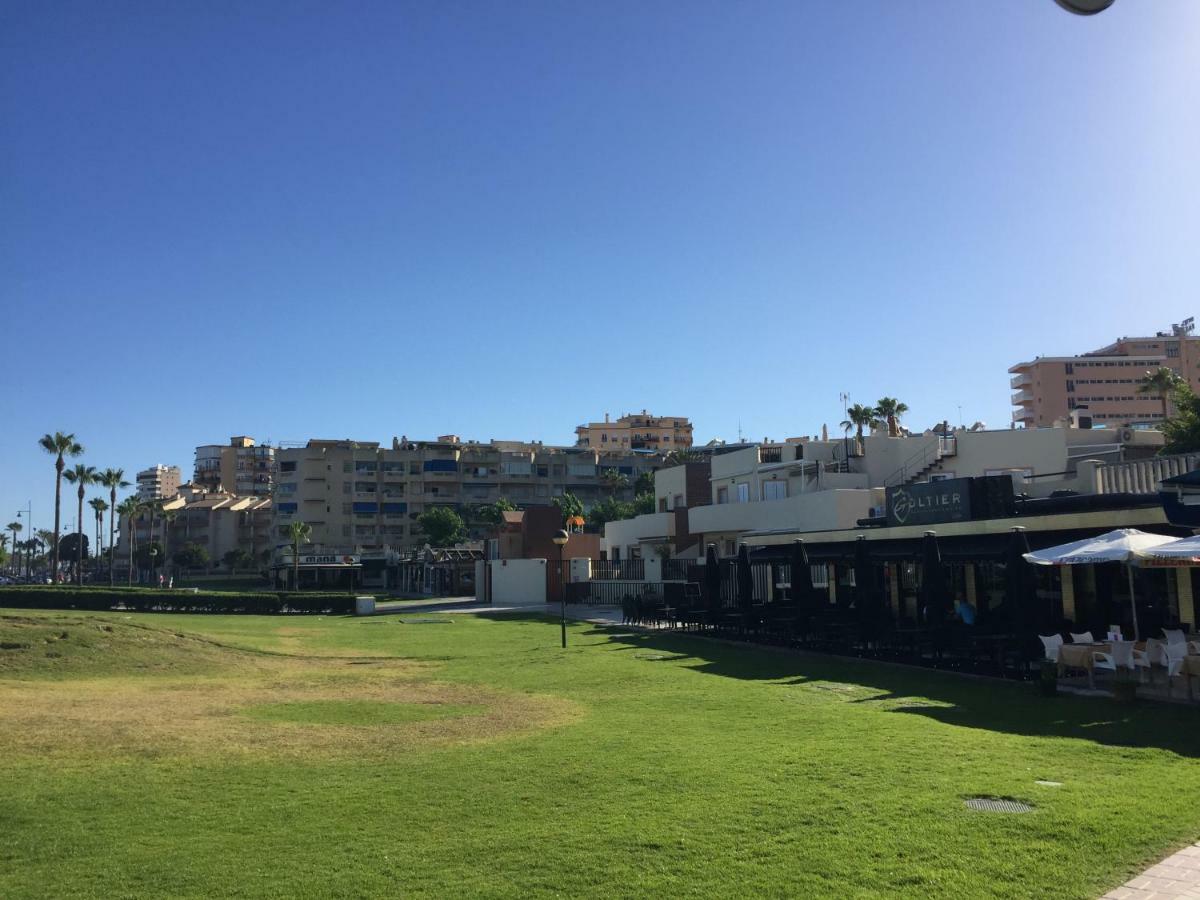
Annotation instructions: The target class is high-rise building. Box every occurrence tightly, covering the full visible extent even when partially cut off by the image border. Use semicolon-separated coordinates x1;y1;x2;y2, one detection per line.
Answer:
135;465;181;501
193;436;275;496
574;411;692;451
272;436;668;556
1010;319;1200;428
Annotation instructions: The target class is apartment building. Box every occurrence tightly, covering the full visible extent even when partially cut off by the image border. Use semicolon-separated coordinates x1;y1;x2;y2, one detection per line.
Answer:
135;465;182;501
1010;319;1200;428
272;437;669;556
193;436;275;496
574;411;693;451
115;485;273;572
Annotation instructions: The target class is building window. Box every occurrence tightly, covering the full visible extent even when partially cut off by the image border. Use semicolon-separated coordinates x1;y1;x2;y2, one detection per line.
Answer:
717;486;729;504
673;494;684;508
659;498;668;513
736;483;749;503
279;461;296;473
762;481;786;501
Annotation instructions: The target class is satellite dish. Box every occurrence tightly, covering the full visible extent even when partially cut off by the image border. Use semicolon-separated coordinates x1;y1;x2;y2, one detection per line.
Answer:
1053;0;1116;13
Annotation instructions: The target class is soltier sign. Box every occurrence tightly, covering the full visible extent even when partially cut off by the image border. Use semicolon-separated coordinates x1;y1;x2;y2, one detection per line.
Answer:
885;479;972;527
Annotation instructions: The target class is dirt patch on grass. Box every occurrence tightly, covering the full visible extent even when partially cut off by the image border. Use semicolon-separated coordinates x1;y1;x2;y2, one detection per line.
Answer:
0;614;581;762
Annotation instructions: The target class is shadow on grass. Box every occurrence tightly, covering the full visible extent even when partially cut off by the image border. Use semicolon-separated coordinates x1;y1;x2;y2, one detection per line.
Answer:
586;625;1200;759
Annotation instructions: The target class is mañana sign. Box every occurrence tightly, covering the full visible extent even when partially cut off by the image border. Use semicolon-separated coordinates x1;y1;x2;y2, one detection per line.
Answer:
886;479;972;527
299;554;360;566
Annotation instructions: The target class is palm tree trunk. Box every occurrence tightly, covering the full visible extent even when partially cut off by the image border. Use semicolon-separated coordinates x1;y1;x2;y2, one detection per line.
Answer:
76;487;85;585
52;456;63;582
108;489;117;587
293;539;300;592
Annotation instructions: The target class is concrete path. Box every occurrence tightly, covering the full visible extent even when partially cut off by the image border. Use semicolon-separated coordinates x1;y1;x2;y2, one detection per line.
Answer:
1103;843;1200;899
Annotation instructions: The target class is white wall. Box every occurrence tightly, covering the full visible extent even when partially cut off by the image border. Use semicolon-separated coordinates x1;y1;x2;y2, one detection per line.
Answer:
689;489;879;537
654;466;688;511
603;512;675;558
489;558;547;607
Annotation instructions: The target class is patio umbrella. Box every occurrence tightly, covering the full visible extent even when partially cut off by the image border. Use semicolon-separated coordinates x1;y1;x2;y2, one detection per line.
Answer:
1023;528;1176;640
736;544;755;610
704;544;722;612
1132;534;1200;566
919;531;949;627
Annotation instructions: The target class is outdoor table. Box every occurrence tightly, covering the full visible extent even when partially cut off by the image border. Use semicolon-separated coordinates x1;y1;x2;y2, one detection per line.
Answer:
1058;642;1110;687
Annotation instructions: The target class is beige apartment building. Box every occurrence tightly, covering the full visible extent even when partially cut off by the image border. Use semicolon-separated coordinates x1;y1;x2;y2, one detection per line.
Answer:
272;437;669;556
575;411;692;451
194;436;275;496
136;465;181;501
1010;319;1200;428
115;485;274;572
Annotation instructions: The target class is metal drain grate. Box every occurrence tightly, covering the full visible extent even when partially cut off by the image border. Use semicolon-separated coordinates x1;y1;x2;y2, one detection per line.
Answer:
964;798;1034;813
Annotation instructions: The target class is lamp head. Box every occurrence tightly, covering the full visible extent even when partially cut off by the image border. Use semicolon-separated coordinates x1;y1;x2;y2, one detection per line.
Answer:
552;529;569;547
1053;0;1116;13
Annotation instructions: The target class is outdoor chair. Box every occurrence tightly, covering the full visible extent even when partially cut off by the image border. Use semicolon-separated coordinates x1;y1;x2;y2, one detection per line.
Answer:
1039;634;1063;662
1069;631;1094;644
1162;642;1192;700
1092;641;1147;682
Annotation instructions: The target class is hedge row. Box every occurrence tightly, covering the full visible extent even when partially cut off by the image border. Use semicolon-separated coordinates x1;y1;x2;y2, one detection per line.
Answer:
0;587;361;615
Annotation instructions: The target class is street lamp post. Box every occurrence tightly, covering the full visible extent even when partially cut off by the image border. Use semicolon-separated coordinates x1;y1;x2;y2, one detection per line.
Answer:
149;547;159;587
552;529;569;649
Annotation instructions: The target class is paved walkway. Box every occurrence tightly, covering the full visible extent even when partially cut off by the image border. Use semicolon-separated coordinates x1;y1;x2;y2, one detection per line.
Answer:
1103;843;1200;899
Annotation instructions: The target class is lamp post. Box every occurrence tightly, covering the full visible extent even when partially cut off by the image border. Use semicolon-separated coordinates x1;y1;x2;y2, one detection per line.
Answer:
552;529;569;649
149;547;158;586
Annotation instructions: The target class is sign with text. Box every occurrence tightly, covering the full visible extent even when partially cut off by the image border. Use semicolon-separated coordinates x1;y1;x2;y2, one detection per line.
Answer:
299;554;360;566
886;478;972;527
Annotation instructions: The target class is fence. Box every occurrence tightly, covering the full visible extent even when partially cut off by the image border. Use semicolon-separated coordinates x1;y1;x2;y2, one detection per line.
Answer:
1096;452;1200;495
591;559;645;581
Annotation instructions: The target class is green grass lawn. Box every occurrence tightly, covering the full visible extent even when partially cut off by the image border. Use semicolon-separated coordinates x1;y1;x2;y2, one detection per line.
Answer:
2;608;1199;898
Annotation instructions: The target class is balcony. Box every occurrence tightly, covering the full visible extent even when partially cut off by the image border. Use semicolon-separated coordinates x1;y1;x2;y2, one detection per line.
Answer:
1011;389;1034;405
758;446;783;464
1010;372;1032;389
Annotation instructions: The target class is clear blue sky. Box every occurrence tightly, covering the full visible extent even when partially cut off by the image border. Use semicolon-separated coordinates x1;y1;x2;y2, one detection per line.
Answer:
2;0;1199;535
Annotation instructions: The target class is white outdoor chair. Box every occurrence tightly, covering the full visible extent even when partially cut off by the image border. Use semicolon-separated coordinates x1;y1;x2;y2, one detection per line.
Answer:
1163;629;1187;646
1163;642;1191;699
1039;634;1063;662
1093;641;1147;682
1069;631;1094;644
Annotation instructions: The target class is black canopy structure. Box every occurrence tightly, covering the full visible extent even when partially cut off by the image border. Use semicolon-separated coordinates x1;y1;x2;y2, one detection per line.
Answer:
854;535;885;640
790;540;817;611
736;544;755;609
704;543;722;612
1004;527;1039;658
919;531;949;627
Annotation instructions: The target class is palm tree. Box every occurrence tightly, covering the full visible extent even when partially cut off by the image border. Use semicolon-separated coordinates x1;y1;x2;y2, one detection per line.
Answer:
5;521;19;575
39;432;84;582
115;497;139;585
161;507;178;580
0;533;8;575
873;398;910;438
840;404;881;453
63;464;98;585
89;498;109;572
286;520;312;591
97;469;130;585
1138;367;1186;421
600;468;630;495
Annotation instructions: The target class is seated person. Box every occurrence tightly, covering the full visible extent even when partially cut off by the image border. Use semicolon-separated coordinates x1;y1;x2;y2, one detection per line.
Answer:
955;598;977;626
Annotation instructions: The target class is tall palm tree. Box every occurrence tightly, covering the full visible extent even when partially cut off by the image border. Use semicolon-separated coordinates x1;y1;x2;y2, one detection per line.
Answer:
161;507;178;579
1138;367;1186;421
97;469;130;585
88;498;109;571
0;533;8;575
600;468;630;496
840;404;881;453
5;522;19;575
873;398;910;438
21;538;39;578
39;432;84;582
63;464;98;585
115;497;139;586
286;520;312;591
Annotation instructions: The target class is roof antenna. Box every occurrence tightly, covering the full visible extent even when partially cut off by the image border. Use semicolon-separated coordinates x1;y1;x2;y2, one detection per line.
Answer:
737;420;744;443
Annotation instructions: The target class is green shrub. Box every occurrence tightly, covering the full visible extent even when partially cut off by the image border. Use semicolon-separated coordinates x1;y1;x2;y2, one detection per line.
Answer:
0;587;360;616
